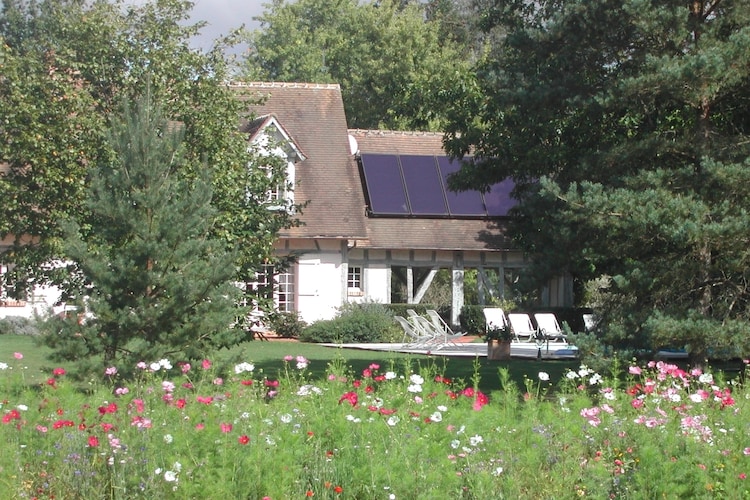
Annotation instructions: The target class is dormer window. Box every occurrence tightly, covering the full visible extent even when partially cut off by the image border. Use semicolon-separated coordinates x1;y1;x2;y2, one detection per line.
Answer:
246;115;306;212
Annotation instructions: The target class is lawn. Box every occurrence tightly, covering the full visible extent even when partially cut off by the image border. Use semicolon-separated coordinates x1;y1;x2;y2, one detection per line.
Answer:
0;334;576;394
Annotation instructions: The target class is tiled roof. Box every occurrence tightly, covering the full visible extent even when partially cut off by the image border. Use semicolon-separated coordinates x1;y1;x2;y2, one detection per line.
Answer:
350;130;512;252
232;82;368;239
230;83;510;252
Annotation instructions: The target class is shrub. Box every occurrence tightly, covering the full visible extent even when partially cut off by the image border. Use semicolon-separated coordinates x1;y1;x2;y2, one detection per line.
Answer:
267;311;306;338
0;316;40;336
300;302;401;343
459;305;485;334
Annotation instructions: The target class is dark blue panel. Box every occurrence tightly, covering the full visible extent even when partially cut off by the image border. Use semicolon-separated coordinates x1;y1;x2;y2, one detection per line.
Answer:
484;178;516;216
360;154;409;214
436;156;486;216
399;156;448;215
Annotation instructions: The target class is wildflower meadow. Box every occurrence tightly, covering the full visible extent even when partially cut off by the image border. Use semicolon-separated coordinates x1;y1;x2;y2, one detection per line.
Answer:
1;351;749;499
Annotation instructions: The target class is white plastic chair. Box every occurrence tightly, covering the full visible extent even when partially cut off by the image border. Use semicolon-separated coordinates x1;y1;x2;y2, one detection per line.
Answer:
507;313;536;342
534;313;567;342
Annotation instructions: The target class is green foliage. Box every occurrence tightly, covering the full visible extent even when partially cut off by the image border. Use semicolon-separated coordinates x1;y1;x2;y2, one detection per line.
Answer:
458;305;485;335
267;311;307;338
243;0;473;130
1;351;749;498
40;95;242;378
445;0;750;363
0;316;39;336
0;0;297;307
300;302;401;343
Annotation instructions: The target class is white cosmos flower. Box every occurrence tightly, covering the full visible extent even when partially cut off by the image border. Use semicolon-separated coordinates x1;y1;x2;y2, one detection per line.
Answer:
538;372;550;381
409;374;424;385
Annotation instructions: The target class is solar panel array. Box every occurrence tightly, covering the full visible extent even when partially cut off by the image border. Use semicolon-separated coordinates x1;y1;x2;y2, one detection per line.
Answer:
359;154;515;218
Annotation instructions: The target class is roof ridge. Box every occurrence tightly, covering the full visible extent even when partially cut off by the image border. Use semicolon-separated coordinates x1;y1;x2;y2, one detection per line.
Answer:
348;129;443;137
228;81;341;90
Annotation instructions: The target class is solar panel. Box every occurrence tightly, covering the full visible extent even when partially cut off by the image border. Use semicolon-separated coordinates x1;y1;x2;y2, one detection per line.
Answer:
399;155;448;215
360;154;410;215
359;154;515;218
484;178;516;216
436;156;487;216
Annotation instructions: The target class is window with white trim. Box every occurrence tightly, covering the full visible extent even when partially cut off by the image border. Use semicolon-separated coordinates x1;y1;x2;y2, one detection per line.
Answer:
347;266;363;296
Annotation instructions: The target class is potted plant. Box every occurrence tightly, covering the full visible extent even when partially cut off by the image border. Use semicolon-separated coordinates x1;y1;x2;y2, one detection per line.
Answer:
485;323;513;361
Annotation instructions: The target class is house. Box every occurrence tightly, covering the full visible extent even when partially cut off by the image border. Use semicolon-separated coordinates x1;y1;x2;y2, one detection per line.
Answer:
1;81;573;324
235;82;573;326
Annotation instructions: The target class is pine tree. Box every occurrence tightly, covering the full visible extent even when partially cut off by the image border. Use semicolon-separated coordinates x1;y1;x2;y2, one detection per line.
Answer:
44;93;243;378
444;0;750;365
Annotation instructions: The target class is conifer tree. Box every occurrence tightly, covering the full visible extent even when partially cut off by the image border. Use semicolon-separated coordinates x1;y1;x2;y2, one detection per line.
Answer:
44;93;243;378
445;0;750;365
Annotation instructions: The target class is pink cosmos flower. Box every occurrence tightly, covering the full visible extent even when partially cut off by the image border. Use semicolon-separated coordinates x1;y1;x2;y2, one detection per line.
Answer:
339;391;358;406
180;362;191;374
220;422;233;433
13;352;23;359
104;366;117;376
628;366;641;375
52;367;66;377
202;359;212;370
283;355;294;362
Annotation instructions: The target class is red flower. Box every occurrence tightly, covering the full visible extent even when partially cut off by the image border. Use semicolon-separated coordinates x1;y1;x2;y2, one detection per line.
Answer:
334;486;343;494
88;435;99;447
98;402;117;415
46;378;56;388
306;490;314;497
52;367;66;377
338;391;358;407
238;435;250;445
175;399;186;409
2;409;21;424
52;420;74;429
264;379;279;387
352;379;362;388
240;379;253;386
365;385;374;393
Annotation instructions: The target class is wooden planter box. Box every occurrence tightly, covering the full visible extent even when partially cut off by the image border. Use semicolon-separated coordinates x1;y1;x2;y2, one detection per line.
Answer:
487;339;511;361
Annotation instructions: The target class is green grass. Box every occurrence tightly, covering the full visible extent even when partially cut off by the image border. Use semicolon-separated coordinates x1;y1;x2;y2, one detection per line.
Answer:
0;335;577;394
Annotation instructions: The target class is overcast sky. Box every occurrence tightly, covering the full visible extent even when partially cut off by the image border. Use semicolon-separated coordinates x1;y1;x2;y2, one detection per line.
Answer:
189;0;265;50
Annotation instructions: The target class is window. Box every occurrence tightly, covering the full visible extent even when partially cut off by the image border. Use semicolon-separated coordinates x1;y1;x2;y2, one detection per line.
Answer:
276;270;295;312
348;266;363;296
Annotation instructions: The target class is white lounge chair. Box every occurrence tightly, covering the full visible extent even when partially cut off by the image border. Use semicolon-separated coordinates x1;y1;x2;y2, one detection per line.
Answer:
507;313;537;342
395;316;434;347
406;309;461;348
534;313;567;342
582;313;597;332
425;309;467;347
482;308;516;341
